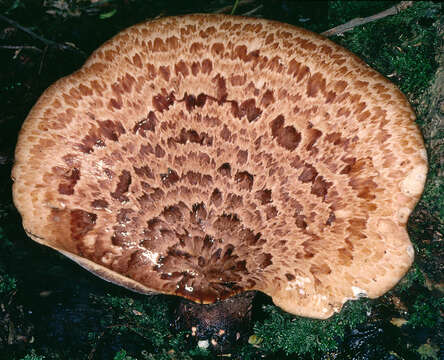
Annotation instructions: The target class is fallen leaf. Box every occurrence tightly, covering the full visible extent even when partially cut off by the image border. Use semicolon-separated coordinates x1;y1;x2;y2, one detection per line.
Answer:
390;317;408;327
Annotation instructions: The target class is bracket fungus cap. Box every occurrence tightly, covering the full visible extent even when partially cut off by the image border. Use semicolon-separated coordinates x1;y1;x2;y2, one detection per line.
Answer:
12;14;427;319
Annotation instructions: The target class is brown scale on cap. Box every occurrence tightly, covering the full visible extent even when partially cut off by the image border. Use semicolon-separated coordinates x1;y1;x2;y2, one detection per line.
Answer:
12;14;427;319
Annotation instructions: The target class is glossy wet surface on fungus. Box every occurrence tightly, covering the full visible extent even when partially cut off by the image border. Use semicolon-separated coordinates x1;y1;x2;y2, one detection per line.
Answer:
12;14;427;319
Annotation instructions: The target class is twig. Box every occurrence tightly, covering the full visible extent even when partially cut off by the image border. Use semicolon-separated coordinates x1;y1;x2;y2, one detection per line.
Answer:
0;14;86;57
231;0;239;15
213;0;255;14
242;4;263;17
0;14;63;48
320;1;414;37
231;0;240;15
0;45;42;52
38;45;48;76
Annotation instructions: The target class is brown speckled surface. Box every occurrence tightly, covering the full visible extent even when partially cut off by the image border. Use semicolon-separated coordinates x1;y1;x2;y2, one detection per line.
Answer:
12;14;427;319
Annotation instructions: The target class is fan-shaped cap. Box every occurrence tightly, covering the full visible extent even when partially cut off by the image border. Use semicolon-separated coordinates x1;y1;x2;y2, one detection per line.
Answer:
12;14;427;319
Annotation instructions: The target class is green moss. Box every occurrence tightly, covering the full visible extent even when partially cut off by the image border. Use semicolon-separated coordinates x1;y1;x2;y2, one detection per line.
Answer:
89;293;172;348
19;350;46;360
0;272;16;295
408;294;443;329
114;349;138;360
139;348;211;360
252;300;372;357
332;2;439;101
396;264;425;292
112;344;212;359
417;343;440;360
89;294;213;359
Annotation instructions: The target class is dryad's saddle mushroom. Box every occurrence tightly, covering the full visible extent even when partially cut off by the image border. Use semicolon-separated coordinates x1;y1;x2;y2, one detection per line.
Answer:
12;14;427;319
